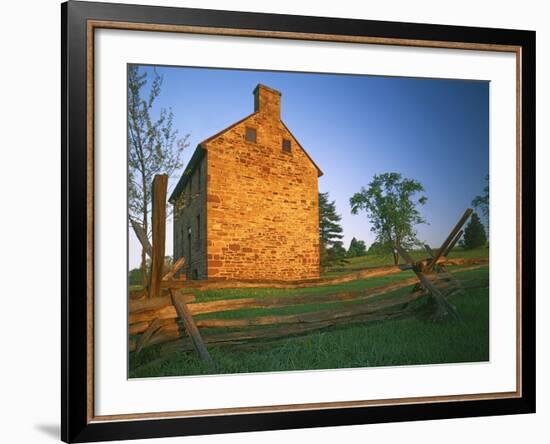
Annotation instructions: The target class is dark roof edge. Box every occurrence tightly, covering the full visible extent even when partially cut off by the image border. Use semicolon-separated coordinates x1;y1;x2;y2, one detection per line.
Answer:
168;145;206;203
169;112;258;203
200;111;257;146
280;120;323;177
169;112;323;203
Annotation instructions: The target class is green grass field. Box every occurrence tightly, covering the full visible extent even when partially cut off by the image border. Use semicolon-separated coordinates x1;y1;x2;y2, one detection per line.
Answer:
322;245;489;277
129;262;489;378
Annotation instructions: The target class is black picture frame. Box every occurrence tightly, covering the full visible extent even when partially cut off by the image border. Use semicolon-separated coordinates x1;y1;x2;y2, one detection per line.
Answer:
62;1;536;442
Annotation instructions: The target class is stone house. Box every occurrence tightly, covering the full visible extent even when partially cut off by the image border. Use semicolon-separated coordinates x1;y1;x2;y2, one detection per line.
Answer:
169;84;323;281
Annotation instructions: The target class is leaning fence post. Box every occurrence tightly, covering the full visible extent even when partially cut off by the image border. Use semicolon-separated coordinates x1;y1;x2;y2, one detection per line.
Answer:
149;174;168;299
427;208;472;271
170;290;213;364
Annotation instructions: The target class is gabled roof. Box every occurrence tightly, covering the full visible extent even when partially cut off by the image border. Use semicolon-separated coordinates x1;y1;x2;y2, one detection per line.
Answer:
168;112;256;203
280;121;323;177
199;112;257;147
168;144;206;203
169;112;323;203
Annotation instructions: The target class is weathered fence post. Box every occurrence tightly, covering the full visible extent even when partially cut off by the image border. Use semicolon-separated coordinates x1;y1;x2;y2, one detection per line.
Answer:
135;318;162;354
427;208;472;271
149;174;168;299
162;256;186;281
170;290;213;364
130;218;153;258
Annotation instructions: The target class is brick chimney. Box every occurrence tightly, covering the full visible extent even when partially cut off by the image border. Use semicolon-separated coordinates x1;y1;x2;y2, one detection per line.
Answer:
253;84;281;119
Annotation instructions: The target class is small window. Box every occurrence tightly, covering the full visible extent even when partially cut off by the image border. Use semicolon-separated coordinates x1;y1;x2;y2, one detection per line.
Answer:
282;138;291;153
245;127;257;143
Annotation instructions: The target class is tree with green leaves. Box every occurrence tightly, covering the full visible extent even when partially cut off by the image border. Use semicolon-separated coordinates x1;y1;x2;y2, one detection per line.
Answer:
347;237;367;258
128;65;190;286
319;192;346;269
367;240;394;256
350;172;428;265
461;212;487;249
472;174;489;231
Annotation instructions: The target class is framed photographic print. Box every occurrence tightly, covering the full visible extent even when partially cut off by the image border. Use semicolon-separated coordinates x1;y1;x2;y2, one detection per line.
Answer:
61;1;536;442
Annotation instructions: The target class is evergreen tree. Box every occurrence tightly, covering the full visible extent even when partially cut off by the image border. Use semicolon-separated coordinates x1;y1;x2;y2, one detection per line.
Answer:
461;212;487;249
472;175;489;240
472;175;489;226
319;192;346;268
326;242;348;266
347;237;367;257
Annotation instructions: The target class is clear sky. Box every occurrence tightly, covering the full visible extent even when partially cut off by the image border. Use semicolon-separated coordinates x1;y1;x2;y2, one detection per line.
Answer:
128;64;489;269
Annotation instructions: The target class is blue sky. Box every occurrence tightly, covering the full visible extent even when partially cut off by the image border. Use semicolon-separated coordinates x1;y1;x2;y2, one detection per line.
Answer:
129;65;488;268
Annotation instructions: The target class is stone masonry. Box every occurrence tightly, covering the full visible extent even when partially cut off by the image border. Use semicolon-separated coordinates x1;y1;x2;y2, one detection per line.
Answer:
169;84;322;281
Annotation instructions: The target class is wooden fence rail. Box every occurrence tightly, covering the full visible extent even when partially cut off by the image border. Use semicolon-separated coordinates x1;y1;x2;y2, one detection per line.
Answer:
129;265;488;353
129;291;423;352
130;277;419;327
159;258;487;291
132;175;488;362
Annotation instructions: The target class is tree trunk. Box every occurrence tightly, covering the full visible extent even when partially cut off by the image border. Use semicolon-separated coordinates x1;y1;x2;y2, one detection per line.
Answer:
141;248;148;288
141;185;149;290
393;251;399;265
392;233;399;265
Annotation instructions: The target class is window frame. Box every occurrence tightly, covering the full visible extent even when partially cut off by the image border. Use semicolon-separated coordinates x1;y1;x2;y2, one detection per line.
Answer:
282;138;292;153
245;127;257;143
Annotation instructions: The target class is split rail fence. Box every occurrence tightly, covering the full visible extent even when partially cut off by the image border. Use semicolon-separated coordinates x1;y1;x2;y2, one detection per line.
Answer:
129;175;488;362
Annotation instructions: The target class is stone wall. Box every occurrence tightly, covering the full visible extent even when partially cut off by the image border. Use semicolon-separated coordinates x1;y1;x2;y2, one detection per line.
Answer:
204;85;321;281
173;155;207;279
